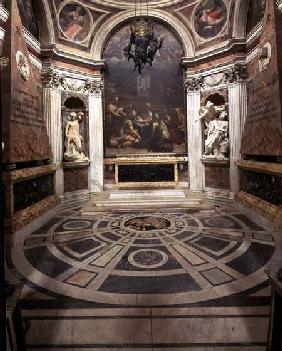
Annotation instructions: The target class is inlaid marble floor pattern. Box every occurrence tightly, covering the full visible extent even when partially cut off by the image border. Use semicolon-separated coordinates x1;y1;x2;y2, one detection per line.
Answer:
7;192;278;350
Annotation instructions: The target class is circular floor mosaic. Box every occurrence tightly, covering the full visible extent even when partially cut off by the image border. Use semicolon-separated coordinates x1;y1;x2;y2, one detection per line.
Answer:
9;203;276;306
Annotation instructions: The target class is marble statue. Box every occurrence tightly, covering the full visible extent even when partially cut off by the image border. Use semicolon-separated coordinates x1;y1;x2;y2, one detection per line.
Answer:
197;101;229;159
16;51;30;81
64;111;89;162
203;109;229;158
197;100;227;125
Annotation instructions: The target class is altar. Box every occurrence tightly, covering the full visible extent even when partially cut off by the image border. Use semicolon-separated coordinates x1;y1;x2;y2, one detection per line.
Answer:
110;155;187;189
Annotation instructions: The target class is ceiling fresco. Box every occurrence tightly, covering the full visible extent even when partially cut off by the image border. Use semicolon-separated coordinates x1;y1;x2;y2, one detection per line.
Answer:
13;0;266;56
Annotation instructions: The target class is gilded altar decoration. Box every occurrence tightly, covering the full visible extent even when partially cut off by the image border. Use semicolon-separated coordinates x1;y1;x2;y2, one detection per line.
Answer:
198;101;229;159
194;0;227;39
64;112;89;162
59;4;91;42
16;51;30;81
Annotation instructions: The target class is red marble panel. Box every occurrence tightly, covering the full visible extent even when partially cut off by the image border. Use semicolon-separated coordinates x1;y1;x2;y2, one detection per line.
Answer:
64;167;89;193
205;164;230;190
1;0;51;164
242;0;282;156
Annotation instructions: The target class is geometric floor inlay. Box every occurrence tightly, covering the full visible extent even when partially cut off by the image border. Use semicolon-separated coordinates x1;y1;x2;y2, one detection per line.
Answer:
8;201;276;306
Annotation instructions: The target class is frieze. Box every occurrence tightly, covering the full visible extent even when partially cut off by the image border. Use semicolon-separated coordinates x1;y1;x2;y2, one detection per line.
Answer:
42;71;103;94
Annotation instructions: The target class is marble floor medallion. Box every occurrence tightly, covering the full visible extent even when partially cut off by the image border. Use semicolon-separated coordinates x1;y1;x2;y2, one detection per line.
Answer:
9;198;277;306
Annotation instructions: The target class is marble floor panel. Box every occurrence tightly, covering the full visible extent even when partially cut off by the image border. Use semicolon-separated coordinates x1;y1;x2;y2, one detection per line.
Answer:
7;192;277;350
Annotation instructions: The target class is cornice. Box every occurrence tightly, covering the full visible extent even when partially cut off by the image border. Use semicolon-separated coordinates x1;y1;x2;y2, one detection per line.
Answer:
182;39;246;68
41;44;106;71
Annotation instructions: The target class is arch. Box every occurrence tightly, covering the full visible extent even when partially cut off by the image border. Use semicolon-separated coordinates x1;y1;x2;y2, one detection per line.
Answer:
232;0;250;38
91;9;195;60
38;0;56;44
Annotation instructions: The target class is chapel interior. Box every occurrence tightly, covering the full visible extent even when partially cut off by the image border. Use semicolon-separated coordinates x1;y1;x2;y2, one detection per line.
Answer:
1;0;282;350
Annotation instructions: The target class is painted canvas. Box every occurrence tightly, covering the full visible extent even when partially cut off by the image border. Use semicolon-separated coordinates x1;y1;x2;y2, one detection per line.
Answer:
103;22;186;157
194;0;227;39
246;0;266;34
16;0;39;39
59;4;91;42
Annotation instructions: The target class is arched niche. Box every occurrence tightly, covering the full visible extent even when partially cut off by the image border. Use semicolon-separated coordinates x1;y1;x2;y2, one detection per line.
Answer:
203;92;227;106
62;96;89;158
102;20;187;160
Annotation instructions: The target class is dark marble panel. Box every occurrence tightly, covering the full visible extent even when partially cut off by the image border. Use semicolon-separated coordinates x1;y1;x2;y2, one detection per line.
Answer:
67;239;101;255
64;167;88;193
14;174;54;213
115;246;182;272
134;238;162;245
30;218;61;236
200;216;242;230
100;274;200;294
118;164;175;183
53;219;94;233
25;247;71;278
187;219;199;227
195;236;230;252
205;164;230;190
97;221;109;228
102;232;121;242
233;214;265;231
175;231;195;240
227;242;275;275
241;169;282;206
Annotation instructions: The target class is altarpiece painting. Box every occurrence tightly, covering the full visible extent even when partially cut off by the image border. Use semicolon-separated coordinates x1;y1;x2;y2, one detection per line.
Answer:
103;22;186;157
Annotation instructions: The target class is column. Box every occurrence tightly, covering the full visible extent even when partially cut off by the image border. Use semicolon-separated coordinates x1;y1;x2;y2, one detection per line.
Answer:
43;85;63;195
88;79;104;192
186;88;204;191
227;78;248;193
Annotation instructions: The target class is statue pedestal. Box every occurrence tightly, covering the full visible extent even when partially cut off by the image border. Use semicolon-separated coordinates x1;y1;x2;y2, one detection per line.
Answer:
201;157;230;190
63;161;90;193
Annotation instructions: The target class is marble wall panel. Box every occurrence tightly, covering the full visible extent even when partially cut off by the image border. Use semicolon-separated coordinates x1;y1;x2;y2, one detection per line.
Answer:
64;167;89;193
1;0;51;164
13;174;54;213
205;164;230;190
242;0;282;157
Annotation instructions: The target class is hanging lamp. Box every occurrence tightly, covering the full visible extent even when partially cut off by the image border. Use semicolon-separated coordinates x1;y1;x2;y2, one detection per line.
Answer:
124;0;163;74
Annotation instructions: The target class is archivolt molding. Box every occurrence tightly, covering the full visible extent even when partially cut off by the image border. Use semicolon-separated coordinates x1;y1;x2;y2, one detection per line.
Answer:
40;0;56;44
91;9;195;59
86;0;187;10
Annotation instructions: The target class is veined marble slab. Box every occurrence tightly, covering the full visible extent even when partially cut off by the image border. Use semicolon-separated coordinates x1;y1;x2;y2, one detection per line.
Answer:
109;189;186;200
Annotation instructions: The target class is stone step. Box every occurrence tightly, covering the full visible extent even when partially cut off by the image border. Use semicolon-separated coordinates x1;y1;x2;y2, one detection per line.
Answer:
23;307;269;350
109;189;187;199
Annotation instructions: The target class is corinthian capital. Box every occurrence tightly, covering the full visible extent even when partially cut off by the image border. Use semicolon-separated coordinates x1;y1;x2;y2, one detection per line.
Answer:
84;79;104;95
224;64;248;83
42;71;65;89
184;74;204;92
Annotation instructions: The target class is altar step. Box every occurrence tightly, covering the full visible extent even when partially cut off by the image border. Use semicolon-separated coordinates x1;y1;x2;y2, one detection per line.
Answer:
80;190;211;215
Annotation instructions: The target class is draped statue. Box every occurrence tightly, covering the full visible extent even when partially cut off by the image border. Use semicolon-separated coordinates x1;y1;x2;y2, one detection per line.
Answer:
64;111;89;162
198;101;229;159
